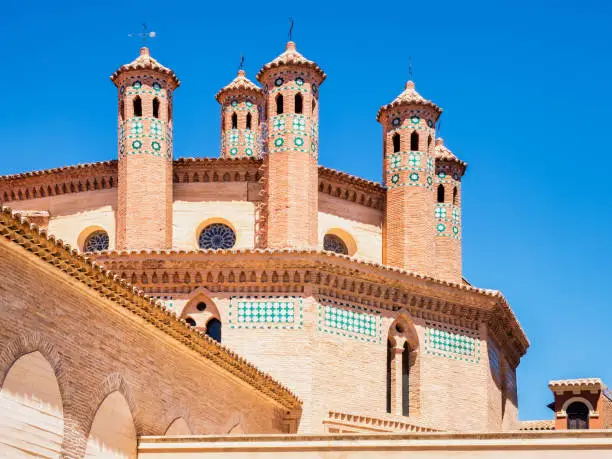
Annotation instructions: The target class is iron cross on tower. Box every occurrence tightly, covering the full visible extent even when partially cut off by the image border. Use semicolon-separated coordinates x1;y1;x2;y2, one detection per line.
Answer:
128;23;157;46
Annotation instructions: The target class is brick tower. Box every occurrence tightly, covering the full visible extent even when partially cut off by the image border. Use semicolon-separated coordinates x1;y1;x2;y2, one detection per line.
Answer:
216;70;264;158
377;81;441;276
257;42;325;249
111;47;180;250
433;138;467;283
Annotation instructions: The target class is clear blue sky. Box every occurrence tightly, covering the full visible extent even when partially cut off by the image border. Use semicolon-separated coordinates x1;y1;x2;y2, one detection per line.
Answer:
1;1;610;421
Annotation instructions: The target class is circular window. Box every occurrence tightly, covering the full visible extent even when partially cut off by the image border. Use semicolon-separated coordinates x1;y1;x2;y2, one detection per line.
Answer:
196;302;207;312
198;223;236;250
83;231;109;252
323;234;348;255
186;317;196;327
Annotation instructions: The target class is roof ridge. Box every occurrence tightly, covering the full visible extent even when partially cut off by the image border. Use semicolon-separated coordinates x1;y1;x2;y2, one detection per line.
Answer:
0;205;301;411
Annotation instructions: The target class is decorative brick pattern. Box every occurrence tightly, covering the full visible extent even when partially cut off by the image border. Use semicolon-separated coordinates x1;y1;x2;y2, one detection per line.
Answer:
424;321;480;363
228;296;303;329
317;298;381;343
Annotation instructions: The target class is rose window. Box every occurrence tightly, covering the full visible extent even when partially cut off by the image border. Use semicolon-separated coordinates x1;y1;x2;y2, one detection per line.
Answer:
323;234;348;255
198;224;236;250
84;231;109;252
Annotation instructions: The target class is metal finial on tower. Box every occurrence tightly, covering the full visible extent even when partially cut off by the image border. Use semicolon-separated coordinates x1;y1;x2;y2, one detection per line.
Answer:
288;17;294;42
128;23;157;46
238;54;245;71
409;56;413;81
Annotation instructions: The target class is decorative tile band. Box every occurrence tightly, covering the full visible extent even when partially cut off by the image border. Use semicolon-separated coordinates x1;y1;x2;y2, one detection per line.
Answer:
434;203;461;239
424;321;480;363
387;151;434;190
318;298;382;344
228;296;303;330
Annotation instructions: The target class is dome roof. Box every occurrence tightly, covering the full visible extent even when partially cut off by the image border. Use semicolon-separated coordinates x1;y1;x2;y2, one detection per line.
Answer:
215;70;263;102
434;138;467;168
377;81;441;121
111;47;180;88
257;41;326;82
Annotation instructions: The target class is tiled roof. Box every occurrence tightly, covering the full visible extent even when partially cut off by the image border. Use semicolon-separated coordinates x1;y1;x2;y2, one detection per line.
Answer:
111;47;180;87
377;81;442;121
0;206;300;411
0;160;117;182
434;138;467;168
549;378;606;392
519;420;555;431
257;41;326;82
215;70;263;102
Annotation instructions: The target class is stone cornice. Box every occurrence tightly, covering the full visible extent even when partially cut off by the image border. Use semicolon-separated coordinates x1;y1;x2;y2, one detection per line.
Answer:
89;248;529;365
0;206;301;411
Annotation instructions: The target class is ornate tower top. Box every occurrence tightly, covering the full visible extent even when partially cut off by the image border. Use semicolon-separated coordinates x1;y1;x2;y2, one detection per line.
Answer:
435;138;467;169
377;81;441;122
111;47;180;88
256;41;326;82
215;70;263;101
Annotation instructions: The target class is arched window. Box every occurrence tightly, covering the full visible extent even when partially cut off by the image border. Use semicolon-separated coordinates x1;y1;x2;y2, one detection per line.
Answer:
120;100;125;121
276;94;284;115
323;234;348;255
185;317;196;327
295;93;303;114
231;112;238;129
133;96;142;117
246;113;252;130
453;187;458;205
567;402;589;429
198;223;236;250
206;318;222;343
437;184;445;203
386;340;392;413
312;97;317;114
401;342;410;416
410;131;419;151
392;133;400;153
427;135;432;150
84;231;109;252
152;97;160;119
168;103;172;122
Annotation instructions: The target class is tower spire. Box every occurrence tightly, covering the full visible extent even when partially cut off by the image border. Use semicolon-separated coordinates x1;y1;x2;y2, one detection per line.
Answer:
288;17;294;42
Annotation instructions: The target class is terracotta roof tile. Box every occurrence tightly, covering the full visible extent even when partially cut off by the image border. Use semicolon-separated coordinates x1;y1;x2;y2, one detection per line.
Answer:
435;138;467;169
519;420;555;431
377;81;442;121
215;70;263;102
257;41;325;82
111;47;180;88
0;160;117;182
549;378;606;392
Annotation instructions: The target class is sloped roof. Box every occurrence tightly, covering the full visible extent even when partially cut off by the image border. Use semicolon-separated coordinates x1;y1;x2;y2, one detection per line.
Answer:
519;420;555;431
549;378;606;392
257;41;326;82
377;81;442;121
435;138;467;168
0;206;300;411
215;70;263;102
111;47;180;88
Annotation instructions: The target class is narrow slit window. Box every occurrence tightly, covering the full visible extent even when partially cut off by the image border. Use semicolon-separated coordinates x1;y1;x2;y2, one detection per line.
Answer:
231;112;238;129
295;93;303;114
133;96;142;117
312;97;317;114
276;94;284;115
119;100;125;121
428;135;432;150
152;97;160;119
410;131;419;151
453;187;458;205
246;113;252;130
437;184;445;203
392;133;401;153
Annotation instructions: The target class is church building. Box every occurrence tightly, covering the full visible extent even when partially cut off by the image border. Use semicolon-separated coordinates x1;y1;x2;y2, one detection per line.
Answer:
0;41;610;458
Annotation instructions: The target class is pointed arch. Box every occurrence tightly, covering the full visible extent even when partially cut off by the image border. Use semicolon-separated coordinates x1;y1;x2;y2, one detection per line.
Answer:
427;134;432;151
0;351;64;458
85;391;136;458
152;97;160;119
165;417;192;436
453;186;458;205
275;94;284;115
133;96;142;117
437;184;445;203
294;93;303;114
410;131;419;151
246;112;252;130
392;133;400;153
231;112;238;129
180;288;221;334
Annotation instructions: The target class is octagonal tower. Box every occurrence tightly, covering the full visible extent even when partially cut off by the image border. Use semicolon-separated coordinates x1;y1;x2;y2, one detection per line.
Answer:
433;138;467;283
216;70;264;158
257;42;325;249
111;47;180;250
377;81;442;276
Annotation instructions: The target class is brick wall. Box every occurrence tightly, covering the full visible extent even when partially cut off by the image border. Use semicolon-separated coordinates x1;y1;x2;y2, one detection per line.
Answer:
0;237;289;457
